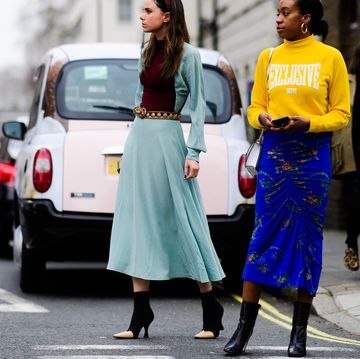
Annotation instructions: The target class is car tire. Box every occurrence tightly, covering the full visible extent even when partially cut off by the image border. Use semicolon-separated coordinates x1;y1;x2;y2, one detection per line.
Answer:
0;234;12;259
20;241;46;293
0;206;13;259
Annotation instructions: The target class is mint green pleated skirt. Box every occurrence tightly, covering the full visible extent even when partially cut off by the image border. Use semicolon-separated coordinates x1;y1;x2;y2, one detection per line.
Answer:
107;117;225;283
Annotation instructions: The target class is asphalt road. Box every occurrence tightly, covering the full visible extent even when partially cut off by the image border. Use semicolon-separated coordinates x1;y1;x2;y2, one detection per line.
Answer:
0;258;359;359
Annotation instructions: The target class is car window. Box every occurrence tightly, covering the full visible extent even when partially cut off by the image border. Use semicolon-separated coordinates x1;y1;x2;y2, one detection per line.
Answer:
28;64;47;130
56;59;232;123
181;66;232;124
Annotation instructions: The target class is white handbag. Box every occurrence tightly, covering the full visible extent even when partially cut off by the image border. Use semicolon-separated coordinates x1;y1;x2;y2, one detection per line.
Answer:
245;130;264;177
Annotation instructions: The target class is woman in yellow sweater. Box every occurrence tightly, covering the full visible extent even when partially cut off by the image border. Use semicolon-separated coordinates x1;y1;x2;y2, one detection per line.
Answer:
224;0;350;357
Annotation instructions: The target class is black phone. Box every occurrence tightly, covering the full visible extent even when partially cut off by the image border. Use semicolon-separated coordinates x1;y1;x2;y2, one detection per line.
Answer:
272;116;290;128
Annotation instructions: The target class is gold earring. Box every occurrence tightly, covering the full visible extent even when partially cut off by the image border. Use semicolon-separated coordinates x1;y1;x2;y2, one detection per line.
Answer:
301;23;308;34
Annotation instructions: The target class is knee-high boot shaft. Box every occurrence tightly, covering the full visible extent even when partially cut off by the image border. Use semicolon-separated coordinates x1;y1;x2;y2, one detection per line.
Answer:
223;301;261;356
200;290;224;338
127;291;154;338
288;301;311;357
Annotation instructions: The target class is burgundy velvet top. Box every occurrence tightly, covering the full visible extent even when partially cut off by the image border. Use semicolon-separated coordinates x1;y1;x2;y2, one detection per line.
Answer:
140;41;176;112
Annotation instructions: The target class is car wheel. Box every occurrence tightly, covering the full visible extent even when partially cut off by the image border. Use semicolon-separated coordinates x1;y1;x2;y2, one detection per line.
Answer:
0;233;12;259
0;205;13;258
20;240;46;293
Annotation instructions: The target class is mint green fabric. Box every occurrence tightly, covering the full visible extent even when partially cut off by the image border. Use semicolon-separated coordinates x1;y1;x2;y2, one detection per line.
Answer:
107;44;224;282
107;118;224;282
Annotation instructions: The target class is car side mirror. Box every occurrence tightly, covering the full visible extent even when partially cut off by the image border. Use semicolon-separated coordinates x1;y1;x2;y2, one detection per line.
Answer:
2;121;27;141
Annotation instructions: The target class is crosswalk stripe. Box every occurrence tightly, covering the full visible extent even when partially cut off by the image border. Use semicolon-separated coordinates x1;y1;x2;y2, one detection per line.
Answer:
34;345;168;351
37;356;175;359
0;288;48;313
35;357;351;359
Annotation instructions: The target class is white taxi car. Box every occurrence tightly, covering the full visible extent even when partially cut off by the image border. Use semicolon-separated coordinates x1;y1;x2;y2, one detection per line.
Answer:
2;43;256;292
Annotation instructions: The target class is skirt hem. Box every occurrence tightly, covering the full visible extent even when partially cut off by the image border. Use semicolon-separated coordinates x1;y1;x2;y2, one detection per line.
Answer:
106;266;225;284
242;272;317;297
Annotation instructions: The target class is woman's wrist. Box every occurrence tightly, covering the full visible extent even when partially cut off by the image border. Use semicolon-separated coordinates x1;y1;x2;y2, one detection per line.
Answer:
258;115;266;128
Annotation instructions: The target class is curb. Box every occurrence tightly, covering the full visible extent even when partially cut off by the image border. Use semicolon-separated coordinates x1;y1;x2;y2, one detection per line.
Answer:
312;285;360;336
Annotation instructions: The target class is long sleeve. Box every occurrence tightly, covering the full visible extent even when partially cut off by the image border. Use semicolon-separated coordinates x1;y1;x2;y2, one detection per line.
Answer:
247;49;272;129
248;37;350;133
135;55;144;106
181;48;207;162
308;50;350;132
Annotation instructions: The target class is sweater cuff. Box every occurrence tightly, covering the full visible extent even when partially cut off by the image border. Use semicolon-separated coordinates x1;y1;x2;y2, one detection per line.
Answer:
186;148;200;162
307;117;320;132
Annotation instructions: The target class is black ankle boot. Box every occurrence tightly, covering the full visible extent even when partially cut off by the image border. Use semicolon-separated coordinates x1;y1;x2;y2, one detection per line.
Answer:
223;301;261;356
194;290;224;339
113;291;154;339
288;301;312;357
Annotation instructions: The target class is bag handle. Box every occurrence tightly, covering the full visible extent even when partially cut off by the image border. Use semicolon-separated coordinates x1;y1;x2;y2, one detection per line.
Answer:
257;47;275;142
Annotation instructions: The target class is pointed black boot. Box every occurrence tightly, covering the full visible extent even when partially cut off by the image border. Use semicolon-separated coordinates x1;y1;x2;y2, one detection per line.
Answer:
223;301;261;356
194;290;224;339
288;301;312;357
113;291;154;339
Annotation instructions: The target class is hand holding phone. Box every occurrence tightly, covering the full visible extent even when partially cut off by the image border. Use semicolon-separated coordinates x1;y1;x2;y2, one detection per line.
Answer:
272;116;290;128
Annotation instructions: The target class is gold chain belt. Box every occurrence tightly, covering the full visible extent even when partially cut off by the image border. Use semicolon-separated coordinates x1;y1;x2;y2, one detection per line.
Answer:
133;106;181;120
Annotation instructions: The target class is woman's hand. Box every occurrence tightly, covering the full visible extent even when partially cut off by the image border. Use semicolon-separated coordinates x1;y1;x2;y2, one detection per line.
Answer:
270;116;310;133
184;159;199;180
259;113;273;128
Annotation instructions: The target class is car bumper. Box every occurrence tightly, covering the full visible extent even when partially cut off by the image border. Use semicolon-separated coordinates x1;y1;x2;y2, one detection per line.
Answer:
18;199;113;261
207;204;254;223
18;199;255;260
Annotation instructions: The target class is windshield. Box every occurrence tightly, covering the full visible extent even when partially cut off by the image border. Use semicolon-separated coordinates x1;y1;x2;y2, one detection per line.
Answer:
56;59;232;123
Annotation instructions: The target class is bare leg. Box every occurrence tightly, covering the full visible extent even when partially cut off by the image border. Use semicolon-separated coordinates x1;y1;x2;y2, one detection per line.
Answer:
197;281;212;293
242;280;262;303
297;288;313;304
132;277;150;292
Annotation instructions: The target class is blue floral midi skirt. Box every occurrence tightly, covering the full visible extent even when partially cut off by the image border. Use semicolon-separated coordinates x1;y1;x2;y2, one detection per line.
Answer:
107;117;225;283
242;131;331;296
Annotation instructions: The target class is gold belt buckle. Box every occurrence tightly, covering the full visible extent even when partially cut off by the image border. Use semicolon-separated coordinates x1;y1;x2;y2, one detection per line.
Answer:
133;106;147;118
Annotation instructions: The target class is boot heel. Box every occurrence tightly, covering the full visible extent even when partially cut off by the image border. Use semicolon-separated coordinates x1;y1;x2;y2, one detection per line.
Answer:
113;291;154;340
288;301;311;357
194;290;224;339
223;302;260;356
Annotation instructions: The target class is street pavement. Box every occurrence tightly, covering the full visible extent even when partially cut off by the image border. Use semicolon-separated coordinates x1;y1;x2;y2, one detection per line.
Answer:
312;229;360;336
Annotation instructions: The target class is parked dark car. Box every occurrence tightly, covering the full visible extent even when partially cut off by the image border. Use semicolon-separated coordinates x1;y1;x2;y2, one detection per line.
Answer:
0;116;28;257
0;136;16;257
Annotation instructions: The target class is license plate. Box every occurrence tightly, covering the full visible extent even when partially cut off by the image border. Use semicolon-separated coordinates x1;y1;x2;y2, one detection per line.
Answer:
107;157;122;176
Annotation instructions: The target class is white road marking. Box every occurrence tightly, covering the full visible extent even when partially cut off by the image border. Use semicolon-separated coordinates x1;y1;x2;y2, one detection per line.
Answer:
0;288;48;313
34;345;168;351
37;357;175;359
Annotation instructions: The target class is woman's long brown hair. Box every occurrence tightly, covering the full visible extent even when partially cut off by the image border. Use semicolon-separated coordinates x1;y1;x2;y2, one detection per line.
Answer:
142;0;190;79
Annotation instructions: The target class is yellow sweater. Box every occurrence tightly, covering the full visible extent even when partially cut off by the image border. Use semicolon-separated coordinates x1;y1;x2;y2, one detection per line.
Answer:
248;35;350;132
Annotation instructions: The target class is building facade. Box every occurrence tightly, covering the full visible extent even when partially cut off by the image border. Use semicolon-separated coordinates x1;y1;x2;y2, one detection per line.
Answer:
72;0;199;45
199;0;279;108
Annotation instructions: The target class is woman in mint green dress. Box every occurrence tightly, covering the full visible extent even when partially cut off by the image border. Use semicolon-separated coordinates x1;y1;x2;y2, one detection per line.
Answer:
107;0;225;340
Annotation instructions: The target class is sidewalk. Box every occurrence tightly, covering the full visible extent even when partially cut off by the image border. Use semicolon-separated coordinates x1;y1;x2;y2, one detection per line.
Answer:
312;229;360;335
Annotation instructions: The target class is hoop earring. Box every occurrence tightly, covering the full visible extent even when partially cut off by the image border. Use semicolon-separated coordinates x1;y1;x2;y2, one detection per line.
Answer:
301;23;308;34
